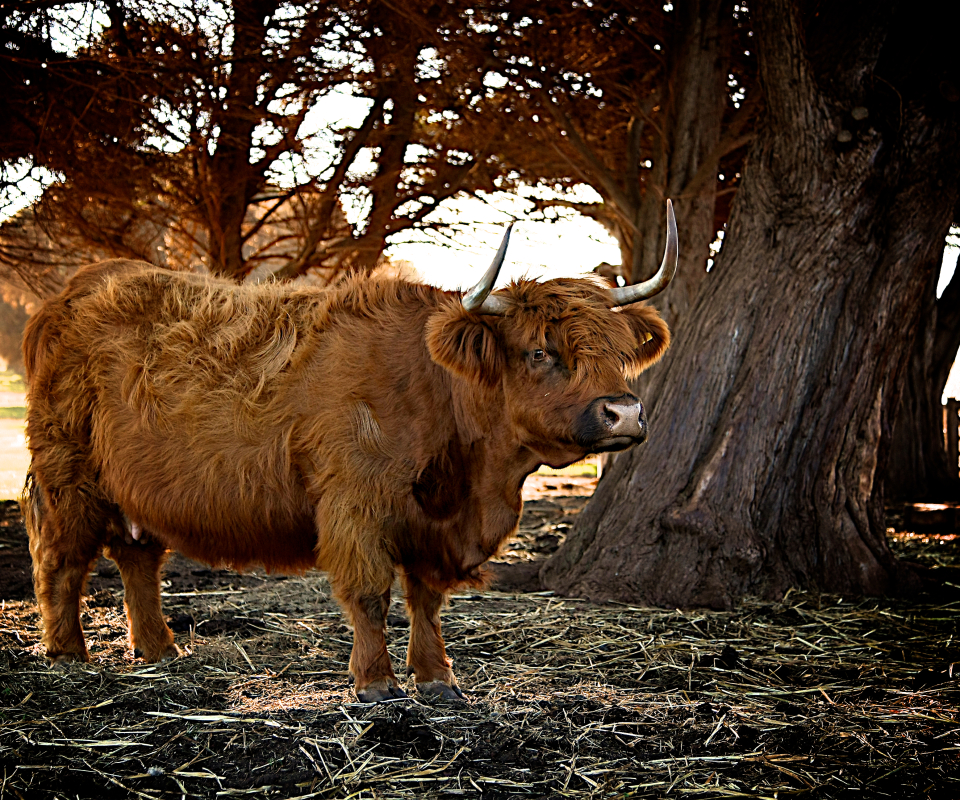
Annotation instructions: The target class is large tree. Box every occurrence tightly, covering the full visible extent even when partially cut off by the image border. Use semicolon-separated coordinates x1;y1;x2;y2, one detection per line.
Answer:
542;0;960;606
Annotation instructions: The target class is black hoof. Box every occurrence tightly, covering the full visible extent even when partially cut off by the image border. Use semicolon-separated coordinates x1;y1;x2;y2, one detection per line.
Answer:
417;680;464;701
356;684;409;703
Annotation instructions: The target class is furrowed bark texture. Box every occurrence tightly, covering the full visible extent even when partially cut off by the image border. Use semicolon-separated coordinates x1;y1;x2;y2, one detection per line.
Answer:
542;0;960;607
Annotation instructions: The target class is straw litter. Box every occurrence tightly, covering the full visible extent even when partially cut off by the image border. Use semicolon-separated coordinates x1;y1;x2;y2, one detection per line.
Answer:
0;492;958;798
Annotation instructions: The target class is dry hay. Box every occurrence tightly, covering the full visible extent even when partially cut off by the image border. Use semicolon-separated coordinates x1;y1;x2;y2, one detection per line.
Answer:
0;496;959;799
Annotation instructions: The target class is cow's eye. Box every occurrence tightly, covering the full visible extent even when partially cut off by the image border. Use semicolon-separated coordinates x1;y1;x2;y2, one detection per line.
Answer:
532;349;547;362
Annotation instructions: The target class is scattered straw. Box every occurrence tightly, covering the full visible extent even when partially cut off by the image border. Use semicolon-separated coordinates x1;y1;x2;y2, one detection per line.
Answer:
0;498;958;797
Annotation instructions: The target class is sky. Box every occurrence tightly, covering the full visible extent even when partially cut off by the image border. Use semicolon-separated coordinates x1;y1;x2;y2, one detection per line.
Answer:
381;194;621;291
294;88;624;291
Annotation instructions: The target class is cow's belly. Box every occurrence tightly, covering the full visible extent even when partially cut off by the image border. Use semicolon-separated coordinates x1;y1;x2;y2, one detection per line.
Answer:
135;494;319;574
95;412;320;573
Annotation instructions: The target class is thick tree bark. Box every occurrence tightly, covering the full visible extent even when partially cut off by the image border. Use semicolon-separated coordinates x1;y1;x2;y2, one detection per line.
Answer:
542;0;960;607
884;262;960;500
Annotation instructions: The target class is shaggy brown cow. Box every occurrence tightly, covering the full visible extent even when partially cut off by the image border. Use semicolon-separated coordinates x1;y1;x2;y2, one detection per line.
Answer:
23;203;677;701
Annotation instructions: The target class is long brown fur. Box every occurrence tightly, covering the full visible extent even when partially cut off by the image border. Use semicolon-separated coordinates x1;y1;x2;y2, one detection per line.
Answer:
23;260;669;697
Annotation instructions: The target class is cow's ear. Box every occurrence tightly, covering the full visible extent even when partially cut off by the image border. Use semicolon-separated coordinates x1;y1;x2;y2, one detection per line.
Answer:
427;308;503;386
618;303;671;377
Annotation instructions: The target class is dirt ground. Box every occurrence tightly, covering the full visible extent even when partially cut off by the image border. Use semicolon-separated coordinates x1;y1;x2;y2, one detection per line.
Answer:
1;479;959;799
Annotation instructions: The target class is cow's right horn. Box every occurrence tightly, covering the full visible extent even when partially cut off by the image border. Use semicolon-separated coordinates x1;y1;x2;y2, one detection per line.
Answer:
609;200;678;306
462;223;513;315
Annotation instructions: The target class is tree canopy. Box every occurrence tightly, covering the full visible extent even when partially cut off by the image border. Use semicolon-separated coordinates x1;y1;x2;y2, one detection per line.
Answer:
1;0;520;289
1;0;757;303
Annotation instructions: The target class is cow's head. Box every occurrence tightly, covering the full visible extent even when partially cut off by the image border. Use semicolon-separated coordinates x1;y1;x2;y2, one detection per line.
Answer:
428;202;677;468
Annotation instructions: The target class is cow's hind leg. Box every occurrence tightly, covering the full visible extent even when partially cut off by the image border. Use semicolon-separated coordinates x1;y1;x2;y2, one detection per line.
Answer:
103;530;180;662
402;574;462;700
336;584;406;702
24;474;102;664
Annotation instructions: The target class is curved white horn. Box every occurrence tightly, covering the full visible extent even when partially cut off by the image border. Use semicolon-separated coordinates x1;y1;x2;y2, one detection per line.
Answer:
609;199;678;306
462;223;513;315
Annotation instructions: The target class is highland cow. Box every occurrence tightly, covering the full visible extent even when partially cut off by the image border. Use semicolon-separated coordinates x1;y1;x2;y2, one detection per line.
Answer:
23;203;677;701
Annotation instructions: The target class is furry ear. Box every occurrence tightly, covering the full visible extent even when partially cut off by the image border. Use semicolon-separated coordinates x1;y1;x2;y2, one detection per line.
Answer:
426;308;503;386
617;304;671;377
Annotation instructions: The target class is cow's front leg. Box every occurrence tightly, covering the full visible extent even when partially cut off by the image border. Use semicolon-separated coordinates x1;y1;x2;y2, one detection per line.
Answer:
402;573;462;700
339;586;406;702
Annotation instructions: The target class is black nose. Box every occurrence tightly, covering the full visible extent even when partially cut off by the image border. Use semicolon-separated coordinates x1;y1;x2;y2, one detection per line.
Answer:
577;393;647;451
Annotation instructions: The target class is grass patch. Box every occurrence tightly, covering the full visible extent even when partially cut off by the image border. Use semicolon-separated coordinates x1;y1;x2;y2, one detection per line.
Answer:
0;407;25;419
0;371;25;393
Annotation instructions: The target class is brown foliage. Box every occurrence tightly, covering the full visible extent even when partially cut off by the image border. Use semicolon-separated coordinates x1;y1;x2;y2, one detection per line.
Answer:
464;0;760;327
3;1;762;316
0;0;524;287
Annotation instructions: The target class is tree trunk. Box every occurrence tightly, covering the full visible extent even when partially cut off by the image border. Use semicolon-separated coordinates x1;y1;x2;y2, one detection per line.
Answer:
541;0;960;607
633;0;732;330
352;12;421;273
204;0;276;279
884;259;960;500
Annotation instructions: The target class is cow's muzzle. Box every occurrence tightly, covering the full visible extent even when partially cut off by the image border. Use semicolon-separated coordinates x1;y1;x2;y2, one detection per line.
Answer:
576;393;647;453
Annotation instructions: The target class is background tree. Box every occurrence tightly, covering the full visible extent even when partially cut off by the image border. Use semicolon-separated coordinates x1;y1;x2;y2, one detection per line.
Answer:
883;234;960;500
541;0;960;606
0;0;514;291
2;0;760;310
466;0;758;329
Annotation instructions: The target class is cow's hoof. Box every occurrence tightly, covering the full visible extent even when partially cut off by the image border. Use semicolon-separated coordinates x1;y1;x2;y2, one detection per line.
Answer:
417;680;464;701
355;681;409;703
48;652;88;670
134;643;182;662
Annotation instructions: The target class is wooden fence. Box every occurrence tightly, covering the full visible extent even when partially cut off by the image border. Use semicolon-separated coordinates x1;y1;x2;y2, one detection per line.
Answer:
946;398;960;477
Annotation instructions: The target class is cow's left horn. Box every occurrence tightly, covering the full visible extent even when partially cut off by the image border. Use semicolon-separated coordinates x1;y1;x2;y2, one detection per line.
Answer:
462;223;513;315
609;199;678;306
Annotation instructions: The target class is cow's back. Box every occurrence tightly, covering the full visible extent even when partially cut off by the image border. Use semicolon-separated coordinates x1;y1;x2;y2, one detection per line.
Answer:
23;262;463;573
24;263;339;570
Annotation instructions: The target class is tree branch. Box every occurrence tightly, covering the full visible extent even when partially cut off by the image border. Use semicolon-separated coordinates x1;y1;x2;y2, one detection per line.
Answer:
538;90;638;229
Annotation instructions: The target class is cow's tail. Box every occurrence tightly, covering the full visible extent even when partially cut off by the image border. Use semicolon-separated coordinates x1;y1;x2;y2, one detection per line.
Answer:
21;299;56;385
21;470;45;567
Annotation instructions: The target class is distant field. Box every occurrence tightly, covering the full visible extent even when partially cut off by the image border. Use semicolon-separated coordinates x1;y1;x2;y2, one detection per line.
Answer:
0;417;27;500
0;372;27;499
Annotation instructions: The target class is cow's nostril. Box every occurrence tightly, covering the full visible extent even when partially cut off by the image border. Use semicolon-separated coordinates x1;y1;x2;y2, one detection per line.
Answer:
600;397;643;438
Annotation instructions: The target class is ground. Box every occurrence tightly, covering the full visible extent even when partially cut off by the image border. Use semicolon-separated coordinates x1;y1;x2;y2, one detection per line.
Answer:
0;479;959;799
